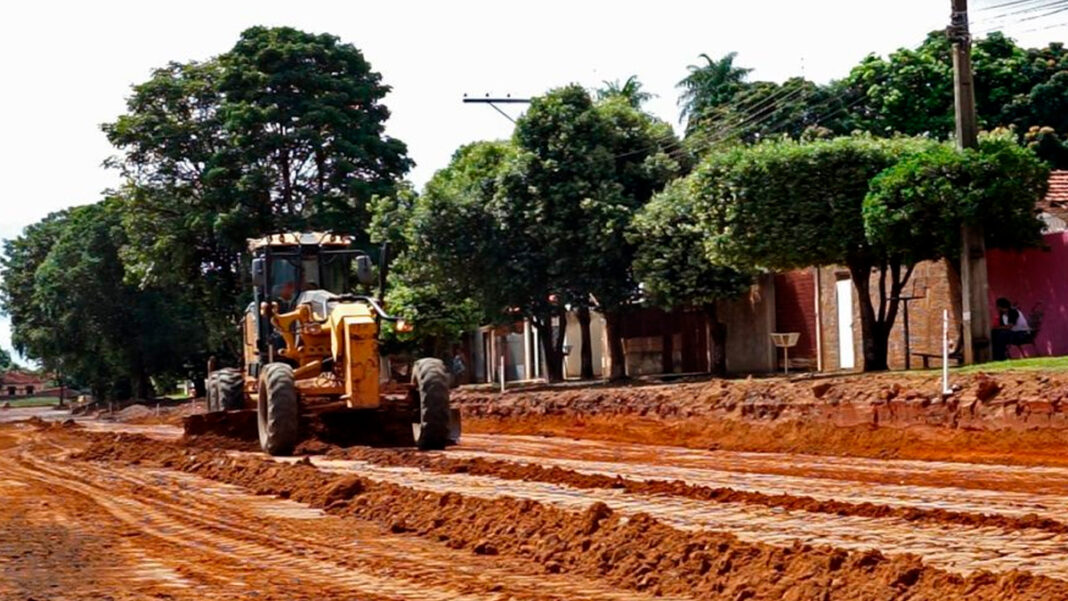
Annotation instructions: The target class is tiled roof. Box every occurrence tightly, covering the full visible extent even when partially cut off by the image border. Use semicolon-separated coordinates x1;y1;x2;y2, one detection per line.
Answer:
1;371;46;386
1040;170;1068;222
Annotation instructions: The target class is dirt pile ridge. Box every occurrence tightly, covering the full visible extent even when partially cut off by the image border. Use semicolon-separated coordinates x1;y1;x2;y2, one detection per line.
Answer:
73;431;1068;600
327;446;1068;536
456;370;1068;465
456;371;1068;428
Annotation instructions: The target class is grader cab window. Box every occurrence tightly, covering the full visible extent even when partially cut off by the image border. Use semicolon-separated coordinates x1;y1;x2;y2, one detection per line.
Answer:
269;257;300;306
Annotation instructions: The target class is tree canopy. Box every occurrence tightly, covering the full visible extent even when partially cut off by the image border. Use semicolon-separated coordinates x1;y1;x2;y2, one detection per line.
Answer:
686;134;1047;371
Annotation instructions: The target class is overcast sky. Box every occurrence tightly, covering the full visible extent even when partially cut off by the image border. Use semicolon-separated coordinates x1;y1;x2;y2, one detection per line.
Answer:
0;0;1063;363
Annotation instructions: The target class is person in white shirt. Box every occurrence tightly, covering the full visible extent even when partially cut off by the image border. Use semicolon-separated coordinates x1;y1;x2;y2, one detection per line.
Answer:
992;297;1031;360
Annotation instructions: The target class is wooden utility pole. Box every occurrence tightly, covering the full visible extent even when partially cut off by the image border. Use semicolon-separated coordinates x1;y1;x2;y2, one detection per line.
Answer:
949;0;991;364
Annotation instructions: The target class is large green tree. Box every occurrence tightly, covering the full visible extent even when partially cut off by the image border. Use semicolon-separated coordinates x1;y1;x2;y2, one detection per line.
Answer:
694;136;936;371
841;31;1068;166
692;134;1047;371
2;201;202;400
370;144;512;357
103;26;412;368
864;132;1049;339
630;179;751;374
491;86;682;380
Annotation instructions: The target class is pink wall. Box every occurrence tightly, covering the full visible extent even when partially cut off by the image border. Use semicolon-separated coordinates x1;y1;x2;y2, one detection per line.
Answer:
987;231;1068;358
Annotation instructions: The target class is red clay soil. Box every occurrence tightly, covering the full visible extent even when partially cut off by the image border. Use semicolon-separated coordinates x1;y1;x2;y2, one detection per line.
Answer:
329;446;1068;536
456;371;1068;466
74;431;1068;600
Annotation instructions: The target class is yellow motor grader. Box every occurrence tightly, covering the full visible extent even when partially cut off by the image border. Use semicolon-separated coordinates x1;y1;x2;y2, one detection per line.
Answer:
199;232;459;455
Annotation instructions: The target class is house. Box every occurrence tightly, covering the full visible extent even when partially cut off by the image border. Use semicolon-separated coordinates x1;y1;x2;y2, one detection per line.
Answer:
1;371;50;397
469;274;785;383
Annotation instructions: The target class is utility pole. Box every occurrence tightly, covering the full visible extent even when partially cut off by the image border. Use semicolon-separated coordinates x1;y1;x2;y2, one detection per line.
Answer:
949;0;991;364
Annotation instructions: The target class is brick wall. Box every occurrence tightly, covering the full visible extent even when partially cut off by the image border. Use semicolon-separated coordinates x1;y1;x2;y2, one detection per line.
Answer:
816;261;960;371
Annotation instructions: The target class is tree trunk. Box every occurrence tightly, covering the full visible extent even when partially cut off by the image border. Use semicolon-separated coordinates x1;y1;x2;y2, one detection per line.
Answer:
848;262;886;371
848;261;913;372
603;310;627;381
533;309;567;383
577;305;594;380
704;303;727;376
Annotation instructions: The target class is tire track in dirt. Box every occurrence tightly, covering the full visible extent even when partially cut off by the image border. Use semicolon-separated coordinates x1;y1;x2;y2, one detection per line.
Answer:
73;430;1068;600
292;454;1068;580
328;446;1068;535
11;436;681;601
456;434;1068;514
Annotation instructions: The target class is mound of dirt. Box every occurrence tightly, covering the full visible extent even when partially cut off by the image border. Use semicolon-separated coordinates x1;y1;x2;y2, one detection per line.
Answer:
455;370;1068;465
72;432;1068;601
456;371;1068;430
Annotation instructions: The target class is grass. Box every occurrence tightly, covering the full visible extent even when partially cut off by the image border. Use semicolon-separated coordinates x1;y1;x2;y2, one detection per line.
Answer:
3;396;63;408
954;355;1068;374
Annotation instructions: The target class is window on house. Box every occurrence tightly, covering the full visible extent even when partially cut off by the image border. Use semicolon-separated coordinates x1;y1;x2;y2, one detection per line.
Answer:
6;386;14;396
26;386;34;396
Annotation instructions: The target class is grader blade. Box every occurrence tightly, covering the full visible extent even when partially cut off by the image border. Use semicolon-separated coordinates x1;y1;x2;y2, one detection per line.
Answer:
182;410;258;441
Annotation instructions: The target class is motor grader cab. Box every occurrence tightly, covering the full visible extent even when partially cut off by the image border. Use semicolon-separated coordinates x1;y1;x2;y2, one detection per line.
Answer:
203;232;459;455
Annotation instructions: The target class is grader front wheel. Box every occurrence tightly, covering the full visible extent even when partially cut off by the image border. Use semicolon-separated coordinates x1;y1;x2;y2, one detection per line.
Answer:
413;358;451;451
258;363;299;456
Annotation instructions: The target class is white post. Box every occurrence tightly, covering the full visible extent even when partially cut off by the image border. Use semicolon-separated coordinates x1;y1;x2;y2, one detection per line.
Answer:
942;309;952;394
783;347;789;375
500;350;506;394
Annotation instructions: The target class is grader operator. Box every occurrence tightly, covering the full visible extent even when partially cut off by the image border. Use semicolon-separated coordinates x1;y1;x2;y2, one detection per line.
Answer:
201;232;458;455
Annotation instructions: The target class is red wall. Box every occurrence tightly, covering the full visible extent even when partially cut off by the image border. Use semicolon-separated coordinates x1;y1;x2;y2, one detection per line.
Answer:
987;231;1068;358
774;270;817;359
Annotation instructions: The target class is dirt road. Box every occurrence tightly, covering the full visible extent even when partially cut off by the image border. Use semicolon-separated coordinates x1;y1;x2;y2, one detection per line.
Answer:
2;393;1068;599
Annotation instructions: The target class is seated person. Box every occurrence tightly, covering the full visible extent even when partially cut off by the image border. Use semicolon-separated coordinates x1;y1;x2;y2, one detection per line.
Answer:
991;297;1031;361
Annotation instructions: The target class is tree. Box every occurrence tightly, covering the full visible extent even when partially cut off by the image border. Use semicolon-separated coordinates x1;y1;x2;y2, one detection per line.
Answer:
840;32;955;138
0;348;11;372
694;136;936;371
597;75;654;108
686;77;853;154
2;201;203;400
103;26;412;370
489;86;682;381
587;96;685;378
840;31;1068;163
864;132;1049;338
370;144;511;357
1;211;71;374
630;179;752;374
677;52;752;135
219;26;412;233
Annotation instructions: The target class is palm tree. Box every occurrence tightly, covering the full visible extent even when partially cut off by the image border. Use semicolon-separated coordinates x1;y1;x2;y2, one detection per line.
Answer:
597;75;655;108
677;52;752;131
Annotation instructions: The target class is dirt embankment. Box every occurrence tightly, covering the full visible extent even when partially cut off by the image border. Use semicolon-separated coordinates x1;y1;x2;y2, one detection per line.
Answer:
75;432;1068;601
456;371;1068;465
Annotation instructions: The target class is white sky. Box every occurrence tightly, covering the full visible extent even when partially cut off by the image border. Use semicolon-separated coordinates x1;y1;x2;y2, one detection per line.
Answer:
0;0;1063;362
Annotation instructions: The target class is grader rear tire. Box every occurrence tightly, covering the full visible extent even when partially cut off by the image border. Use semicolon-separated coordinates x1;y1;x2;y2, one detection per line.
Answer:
216;368;245;411
258;363;298;456
413;358;450;451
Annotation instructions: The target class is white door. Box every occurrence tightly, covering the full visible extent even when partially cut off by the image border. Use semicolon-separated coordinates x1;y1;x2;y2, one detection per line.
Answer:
835;278;855;370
